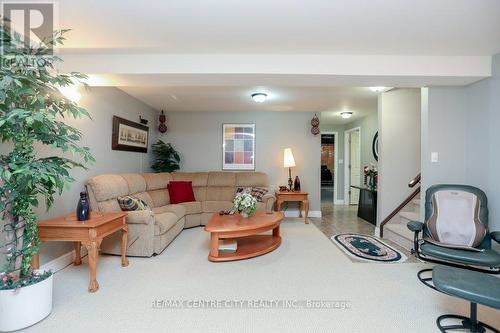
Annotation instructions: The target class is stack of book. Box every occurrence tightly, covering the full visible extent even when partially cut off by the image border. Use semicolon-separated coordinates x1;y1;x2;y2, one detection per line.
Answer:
219;240;237;253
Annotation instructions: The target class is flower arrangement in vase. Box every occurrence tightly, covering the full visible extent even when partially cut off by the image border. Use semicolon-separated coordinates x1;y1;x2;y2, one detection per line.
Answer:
232;192;257;218
364;164;378;190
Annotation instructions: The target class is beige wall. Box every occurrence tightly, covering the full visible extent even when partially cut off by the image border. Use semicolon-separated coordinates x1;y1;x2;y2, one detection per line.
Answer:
159;111;321;213
377;88;421;226
0;87;158;265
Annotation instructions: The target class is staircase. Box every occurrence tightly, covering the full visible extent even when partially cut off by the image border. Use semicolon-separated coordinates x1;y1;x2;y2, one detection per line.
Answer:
380;173;422;251
383;196;422;250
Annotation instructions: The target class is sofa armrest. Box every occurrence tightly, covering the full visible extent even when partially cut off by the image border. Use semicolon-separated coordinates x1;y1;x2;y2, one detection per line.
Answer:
407;221;424;233
491;231;500;244
126;210;155;225
262;193;276;213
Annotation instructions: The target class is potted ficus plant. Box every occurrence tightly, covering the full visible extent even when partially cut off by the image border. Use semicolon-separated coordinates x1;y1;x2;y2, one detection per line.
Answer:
0;21;94;331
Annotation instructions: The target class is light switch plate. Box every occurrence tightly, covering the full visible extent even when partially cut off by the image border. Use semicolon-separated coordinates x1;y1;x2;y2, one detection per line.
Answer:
431;152;439;163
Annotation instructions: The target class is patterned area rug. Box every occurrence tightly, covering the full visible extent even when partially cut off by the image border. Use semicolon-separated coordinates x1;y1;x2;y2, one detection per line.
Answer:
332;233;407;263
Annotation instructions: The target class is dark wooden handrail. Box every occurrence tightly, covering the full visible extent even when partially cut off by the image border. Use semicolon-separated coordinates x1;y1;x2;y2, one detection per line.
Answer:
408;173;421;188
380;174;421;238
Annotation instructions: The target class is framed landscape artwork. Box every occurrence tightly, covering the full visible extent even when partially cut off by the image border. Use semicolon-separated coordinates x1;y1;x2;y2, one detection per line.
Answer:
222;123;255;170
112;116;149;153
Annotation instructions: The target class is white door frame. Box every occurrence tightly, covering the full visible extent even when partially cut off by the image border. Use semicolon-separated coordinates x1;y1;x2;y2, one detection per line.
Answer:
321;131;338;205
344;126;361;205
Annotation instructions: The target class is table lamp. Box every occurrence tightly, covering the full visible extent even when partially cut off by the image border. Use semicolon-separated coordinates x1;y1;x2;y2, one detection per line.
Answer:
283;148;296;191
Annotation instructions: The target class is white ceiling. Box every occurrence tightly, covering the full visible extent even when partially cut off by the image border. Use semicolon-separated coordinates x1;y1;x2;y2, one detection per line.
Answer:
119;86;378;124
58;0;498;120
59;0;500;56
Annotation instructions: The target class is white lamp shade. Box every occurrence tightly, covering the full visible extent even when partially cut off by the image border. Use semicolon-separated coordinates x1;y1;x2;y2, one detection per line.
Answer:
283;148;296;168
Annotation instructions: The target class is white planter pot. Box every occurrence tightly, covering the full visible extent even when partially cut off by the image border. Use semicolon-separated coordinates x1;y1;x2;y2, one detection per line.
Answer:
0;274;53;332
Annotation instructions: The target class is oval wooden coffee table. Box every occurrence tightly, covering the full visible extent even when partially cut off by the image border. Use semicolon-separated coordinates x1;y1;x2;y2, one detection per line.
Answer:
204;211;284;262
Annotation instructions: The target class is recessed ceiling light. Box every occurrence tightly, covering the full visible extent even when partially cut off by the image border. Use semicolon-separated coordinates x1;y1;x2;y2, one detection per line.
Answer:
251;92;268;103
340;111;353;119
370;87;386;92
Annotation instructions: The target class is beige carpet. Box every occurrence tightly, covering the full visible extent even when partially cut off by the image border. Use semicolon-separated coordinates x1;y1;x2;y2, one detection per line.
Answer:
25;219;500;333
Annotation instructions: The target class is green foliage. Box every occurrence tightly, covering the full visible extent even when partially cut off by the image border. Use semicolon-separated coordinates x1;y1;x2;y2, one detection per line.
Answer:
0;20;94;285
151;140;181;173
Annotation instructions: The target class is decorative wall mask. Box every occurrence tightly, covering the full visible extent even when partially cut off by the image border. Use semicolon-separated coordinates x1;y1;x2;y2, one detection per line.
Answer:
158;110;167;134
310;114;320;135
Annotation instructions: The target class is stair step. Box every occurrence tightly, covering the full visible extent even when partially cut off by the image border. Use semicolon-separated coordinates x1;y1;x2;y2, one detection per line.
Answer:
384;224;414;251
411;199;421;206
399;211;422;223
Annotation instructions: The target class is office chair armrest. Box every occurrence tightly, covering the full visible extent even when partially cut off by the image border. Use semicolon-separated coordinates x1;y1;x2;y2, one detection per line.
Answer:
491;231;500;244
407;221;424;233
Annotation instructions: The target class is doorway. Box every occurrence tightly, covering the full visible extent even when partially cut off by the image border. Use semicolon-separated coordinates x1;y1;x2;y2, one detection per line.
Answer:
344;127;361;205
320;133;338;206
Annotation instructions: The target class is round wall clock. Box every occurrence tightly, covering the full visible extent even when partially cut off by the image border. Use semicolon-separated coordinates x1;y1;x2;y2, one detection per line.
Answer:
372;132;379;161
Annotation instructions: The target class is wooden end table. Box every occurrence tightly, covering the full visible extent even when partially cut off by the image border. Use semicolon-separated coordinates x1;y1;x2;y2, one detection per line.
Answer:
204;211;284;262
32;212;129;293
275;190;309;224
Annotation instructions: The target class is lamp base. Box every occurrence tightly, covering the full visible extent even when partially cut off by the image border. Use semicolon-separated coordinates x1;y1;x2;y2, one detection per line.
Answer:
288;167;293;191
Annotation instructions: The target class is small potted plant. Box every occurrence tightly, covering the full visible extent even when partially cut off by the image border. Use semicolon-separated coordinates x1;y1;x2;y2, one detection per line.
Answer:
0;22;94;331
233;192;257;218
364;164;378;190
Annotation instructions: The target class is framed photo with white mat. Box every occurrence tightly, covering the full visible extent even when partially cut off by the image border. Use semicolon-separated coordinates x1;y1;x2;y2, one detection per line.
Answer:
222;123;255;170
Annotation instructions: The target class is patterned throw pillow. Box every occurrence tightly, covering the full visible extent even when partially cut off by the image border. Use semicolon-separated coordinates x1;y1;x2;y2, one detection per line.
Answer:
236;187;268;202
117;196;150;211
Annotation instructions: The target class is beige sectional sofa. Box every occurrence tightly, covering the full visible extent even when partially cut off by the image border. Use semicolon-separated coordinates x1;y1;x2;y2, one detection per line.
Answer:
85;171;274;257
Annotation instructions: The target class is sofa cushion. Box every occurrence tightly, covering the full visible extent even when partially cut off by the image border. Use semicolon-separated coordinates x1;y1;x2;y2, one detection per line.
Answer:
134;192;154;208
172;172;208;187
168;181;196;204
206;186;236;201
193;187;207;202
208;172;236;187
121;173;147;194
236;172;268;187
179;201;202;215
153;204;187;218
142;173;173;191
87;174;129;202
202;201;234;213
117;196;150;211
148;189;170;207
236;187;269;202
184;214;201;228
155;212;179;235
98;198;122;212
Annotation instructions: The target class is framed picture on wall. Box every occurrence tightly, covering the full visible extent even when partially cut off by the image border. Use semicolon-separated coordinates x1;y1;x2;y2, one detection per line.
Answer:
112;116;149;153
222;123;255;170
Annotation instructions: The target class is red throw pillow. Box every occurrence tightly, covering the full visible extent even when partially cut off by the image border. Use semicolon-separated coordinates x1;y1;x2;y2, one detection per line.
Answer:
168;181;196;204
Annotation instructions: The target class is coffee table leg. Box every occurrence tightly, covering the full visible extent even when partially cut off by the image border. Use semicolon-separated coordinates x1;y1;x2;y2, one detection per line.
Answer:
210;232;219;259
273;225;280;237
121;224;129;267
74;242;82;266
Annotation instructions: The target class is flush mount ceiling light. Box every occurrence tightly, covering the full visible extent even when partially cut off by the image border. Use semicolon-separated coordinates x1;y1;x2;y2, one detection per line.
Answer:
369;87;386;92
251;92;268;103
340;111;353;119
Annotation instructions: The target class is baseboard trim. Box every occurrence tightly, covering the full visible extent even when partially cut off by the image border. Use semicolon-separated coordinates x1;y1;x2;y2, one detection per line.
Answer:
40;247;88;273
283;210;322;218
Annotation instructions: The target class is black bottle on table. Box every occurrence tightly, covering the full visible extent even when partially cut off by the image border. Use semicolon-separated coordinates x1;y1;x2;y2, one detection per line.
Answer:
76;191;90;221
293;176;301;191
